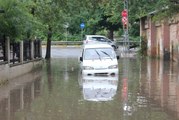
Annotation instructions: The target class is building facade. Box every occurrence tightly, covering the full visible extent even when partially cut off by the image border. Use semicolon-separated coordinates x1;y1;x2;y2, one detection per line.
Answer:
140;13;179;61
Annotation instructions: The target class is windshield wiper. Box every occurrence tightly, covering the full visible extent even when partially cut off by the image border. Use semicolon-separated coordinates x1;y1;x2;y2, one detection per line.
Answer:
95;50;101;60
100;51;113;60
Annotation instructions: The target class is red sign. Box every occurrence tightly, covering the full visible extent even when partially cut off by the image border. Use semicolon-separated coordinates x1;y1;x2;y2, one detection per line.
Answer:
122;9;128;17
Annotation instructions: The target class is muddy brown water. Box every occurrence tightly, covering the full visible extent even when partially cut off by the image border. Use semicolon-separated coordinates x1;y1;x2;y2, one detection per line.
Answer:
0;47;178;120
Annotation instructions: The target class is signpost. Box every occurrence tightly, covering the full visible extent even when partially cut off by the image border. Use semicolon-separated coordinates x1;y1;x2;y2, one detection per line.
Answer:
122;0;129;52
80;22;85;40
64;22;69;45
122;2;129;119
121;9;128;30
80;23;85;29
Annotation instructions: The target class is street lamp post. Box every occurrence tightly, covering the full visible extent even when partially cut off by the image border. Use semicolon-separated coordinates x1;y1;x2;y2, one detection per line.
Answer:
63;22;69;80
64;23;69;46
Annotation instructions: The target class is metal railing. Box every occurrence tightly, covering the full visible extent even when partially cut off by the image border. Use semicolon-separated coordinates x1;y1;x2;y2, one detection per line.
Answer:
0;39;42;65
10;42;20;64
34;39;41;58
0;38;6;62
41;40;140;46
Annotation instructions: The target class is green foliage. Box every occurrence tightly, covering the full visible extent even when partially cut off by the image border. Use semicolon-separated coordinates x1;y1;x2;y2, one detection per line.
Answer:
0;0;36;40
51;33;64;41
129;0;179;21
0;0;178;42
129;21;140;37
153;0;179;21
34;0;66;34
67;34;82;41
139;36;147;56
50;34;81;41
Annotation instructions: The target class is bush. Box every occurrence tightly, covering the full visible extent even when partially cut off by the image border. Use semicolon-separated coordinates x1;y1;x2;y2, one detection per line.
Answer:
139;36;147;56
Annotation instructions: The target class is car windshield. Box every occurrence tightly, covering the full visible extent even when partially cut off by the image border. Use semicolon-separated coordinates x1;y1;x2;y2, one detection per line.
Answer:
84;48;115;60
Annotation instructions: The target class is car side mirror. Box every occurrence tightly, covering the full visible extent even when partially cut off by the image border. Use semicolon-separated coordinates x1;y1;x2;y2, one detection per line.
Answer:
80;57;83;62
117;56;120;60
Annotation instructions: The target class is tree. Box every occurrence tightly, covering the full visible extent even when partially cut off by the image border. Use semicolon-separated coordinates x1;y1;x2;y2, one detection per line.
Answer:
0;0;36;41
129;0;179;21
154;0;179;20
97;0;123;40
64;0;124;40
34;0;66;59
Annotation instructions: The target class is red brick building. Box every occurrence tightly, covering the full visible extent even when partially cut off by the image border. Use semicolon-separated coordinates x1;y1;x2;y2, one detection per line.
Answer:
140;13;179;61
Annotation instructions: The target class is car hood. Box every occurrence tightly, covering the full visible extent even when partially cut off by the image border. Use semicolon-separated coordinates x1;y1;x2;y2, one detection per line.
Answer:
82;59;118;69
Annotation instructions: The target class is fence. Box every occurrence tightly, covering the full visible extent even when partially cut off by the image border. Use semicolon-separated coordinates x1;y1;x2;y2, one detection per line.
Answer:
41;40;140;47
0;38;6;62
0;38;42;65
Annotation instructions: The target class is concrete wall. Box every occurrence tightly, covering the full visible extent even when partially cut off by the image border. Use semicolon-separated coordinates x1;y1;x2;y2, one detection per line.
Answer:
0;37;43;85
140;14;179;61
0;64;9;84
0;60;43;85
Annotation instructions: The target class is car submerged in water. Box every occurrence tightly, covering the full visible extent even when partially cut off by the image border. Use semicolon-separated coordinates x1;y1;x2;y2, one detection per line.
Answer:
79;43;119;76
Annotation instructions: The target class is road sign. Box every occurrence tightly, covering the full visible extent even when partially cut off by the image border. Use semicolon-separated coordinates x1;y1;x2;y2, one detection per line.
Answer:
122;9;128;17
80;23;85;29
122;17;127;24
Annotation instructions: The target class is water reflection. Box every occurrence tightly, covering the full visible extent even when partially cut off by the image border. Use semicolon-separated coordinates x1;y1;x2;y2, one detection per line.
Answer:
115;58;179;120
138;59;179;119
79;75;118;101
0;68;42;120
2;49;179;120
46;60;53;92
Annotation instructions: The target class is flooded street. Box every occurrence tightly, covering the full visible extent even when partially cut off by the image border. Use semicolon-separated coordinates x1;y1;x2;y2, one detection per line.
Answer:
0;46;179;120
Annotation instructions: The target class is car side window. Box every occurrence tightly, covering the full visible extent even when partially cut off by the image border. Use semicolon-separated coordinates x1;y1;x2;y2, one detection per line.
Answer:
101;38;107;42
91;37;97;41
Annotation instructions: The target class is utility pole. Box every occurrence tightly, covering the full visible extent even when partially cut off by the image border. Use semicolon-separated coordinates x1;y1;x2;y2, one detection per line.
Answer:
122;0;129;52
122;1;130;119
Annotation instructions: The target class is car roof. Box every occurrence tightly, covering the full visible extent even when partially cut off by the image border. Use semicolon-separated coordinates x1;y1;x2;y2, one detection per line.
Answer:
83;43;112;49
86;35;107;38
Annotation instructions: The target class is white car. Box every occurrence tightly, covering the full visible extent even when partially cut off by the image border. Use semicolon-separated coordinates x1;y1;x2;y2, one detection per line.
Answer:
83;35;118;50
79;43;119;76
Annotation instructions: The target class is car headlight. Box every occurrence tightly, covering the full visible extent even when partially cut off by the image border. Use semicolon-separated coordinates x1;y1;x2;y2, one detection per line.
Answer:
83;66;94;70
108;65;118;69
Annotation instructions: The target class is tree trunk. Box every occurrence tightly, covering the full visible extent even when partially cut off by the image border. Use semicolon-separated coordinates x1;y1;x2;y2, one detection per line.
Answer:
108;29;114;40
45;26;52;59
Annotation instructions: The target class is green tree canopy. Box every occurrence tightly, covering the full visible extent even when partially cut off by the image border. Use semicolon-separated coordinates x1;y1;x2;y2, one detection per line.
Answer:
0;0;178;41
0;0;36;40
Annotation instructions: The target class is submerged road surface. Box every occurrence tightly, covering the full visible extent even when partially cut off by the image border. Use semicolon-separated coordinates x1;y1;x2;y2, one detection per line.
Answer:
0;46;179;120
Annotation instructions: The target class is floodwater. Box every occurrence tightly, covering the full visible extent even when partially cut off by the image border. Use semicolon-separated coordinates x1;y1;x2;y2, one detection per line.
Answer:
0;47;179;120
